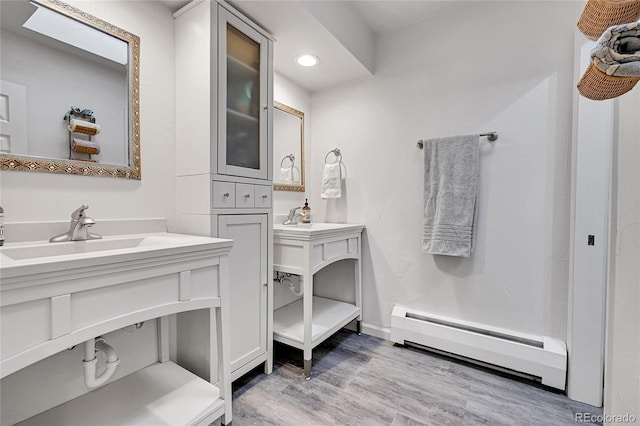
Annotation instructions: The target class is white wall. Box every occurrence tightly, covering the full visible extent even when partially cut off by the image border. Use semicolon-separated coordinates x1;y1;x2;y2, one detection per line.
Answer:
604;90;640;422
0;0;176;232
0;1;176;423
309;1;582;338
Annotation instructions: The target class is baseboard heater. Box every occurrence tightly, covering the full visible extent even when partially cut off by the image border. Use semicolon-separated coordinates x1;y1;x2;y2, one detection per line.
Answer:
390;305;567;390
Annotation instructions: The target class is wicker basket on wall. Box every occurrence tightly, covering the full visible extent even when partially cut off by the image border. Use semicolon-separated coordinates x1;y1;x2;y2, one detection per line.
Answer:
577;62;640;100
577;0;640;40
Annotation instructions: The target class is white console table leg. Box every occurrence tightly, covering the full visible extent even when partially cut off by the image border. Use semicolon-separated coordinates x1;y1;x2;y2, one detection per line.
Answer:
355;235;362;334
219;255;232;425
303;243;313;379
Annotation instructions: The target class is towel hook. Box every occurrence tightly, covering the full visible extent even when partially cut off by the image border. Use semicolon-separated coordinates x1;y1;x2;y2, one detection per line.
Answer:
417;132;498;149
324;148;342;164
280;154;295;168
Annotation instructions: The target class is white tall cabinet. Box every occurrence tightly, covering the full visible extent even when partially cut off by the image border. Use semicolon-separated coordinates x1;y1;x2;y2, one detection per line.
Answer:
174;0;274;381
218;215;269;375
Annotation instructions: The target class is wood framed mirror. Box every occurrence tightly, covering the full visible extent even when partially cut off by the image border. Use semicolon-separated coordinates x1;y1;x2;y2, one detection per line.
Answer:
273;101;304;192
0;0;141;179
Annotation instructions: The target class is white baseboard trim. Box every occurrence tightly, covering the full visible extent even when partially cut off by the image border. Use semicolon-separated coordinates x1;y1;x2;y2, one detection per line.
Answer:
361;322;391;341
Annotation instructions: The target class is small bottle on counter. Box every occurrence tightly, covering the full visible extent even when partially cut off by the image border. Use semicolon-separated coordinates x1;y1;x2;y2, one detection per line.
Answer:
0;206;4;246
301;199;311;223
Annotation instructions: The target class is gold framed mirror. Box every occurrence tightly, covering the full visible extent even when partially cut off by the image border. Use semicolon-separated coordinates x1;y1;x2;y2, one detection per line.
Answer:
0;0;141;179
273;101;304;192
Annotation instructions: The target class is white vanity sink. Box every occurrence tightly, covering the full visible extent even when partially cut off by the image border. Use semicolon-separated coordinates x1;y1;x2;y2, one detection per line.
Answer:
1;231;234;425
272;222;365;378
1;232;227;278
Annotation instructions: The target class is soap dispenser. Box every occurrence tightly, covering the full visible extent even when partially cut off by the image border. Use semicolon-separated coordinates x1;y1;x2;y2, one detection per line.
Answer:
301;199;311;223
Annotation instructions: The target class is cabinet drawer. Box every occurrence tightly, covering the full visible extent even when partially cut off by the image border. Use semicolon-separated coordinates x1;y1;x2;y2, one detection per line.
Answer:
254;185;272;208
235;184;255;208
212;181;236;208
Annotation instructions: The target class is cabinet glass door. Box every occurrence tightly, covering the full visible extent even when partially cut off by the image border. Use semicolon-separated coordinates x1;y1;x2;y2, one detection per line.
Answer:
218;8;268;179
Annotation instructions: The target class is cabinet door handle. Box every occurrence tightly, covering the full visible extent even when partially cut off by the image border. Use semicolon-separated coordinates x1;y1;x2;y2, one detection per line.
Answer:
223;192;230;198
244;194;251;198
263;105;268;111
263;282;268;287
262;194;268;199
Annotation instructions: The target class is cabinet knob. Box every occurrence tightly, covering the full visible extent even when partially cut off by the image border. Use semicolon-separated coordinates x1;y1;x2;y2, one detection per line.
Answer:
263;105;268;111
263;282;268;287
262;194;268;199
223;192;230;197
244;194;251;198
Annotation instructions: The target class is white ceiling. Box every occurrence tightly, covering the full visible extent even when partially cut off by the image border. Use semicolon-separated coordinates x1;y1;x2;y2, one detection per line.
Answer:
163;1;472;92
161;0;191;11
348;1;473;35
232;1;373;92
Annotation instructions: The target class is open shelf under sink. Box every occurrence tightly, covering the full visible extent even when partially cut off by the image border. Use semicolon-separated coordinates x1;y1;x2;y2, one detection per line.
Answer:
17;362;225;426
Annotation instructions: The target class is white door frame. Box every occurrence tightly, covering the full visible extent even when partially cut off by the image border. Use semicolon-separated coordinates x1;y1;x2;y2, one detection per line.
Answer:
567;33;613;407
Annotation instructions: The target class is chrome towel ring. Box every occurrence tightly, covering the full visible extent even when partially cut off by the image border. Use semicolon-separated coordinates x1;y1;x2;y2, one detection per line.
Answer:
280;154;295;168
325;148;342;164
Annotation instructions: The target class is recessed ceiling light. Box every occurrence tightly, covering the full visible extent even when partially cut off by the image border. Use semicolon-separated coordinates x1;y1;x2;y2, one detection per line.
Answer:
296;54;320;67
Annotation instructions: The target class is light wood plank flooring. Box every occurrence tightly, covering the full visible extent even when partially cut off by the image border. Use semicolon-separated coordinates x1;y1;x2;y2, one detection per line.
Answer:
218;330;603;425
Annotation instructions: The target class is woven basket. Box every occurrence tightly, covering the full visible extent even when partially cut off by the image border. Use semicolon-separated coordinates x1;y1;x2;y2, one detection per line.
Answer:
577;62;640;100
577;0;640;41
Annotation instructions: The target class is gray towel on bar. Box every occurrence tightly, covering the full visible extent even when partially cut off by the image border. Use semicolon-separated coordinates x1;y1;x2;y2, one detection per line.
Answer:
422;134;479;257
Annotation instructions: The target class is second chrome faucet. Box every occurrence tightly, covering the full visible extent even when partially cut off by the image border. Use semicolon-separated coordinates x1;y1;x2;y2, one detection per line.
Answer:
282;206;302;225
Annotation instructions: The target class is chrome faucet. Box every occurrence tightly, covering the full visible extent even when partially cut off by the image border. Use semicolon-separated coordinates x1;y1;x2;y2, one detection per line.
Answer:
283;206;302;225
50;204;102;242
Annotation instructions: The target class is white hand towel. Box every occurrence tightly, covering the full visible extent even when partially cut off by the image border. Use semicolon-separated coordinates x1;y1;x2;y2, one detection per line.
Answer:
321;163;342;199
279;167;294;183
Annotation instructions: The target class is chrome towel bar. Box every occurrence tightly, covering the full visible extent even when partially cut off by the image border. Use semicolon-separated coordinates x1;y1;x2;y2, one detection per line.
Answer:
417;132;498;149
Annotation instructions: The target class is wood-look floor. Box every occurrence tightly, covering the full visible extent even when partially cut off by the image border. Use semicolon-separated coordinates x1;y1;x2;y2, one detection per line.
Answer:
217;330;603;425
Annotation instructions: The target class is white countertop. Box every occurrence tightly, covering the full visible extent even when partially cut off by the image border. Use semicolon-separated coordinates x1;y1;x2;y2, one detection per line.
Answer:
273;222;365;240
0;232;233;280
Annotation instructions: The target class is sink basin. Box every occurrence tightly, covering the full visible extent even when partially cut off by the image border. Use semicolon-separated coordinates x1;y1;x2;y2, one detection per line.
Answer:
2;237;145;260
1;235;195;261
0;233;233;279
